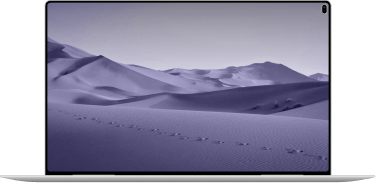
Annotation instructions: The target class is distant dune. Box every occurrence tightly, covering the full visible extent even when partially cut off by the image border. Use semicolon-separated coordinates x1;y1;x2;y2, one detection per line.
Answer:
309;73;329;81
164;61;317;87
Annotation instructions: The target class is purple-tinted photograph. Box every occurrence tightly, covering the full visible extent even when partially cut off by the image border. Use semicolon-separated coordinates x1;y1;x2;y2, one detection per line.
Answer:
47;2;329;172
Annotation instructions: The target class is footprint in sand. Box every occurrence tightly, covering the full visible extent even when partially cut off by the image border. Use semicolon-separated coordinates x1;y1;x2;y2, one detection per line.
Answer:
151;128;159;132
137;128;144;131
91;117;99;121
213;141;225;144
304;154;328;161
286;148;304;154
237;142;250;146
180;136;189;140
128;125;138;128
75;117;84;120
159;132;167;135
197;137;209;141
316;156;328;160
75;116;83;119
116;124;125;127
262;147;272;150
170;133;181;136
108;122;117;125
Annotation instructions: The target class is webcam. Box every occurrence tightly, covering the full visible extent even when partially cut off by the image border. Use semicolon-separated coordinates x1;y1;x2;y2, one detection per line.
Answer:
322;5;327;13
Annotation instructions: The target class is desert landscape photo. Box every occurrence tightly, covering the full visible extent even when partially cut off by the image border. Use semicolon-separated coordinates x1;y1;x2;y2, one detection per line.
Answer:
47;3;329;172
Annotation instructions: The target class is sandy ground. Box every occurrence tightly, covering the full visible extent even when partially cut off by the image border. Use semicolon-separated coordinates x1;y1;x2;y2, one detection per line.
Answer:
48;102;328;172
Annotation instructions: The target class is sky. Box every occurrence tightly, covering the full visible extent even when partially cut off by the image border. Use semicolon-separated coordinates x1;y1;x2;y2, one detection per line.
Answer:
47;3;329;75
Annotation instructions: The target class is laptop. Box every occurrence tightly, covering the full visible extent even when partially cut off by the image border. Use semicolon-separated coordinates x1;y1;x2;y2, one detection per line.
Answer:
1;1;373;182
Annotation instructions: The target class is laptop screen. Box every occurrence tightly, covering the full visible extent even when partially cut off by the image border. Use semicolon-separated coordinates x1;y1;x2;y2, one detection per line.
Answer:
46;2;330;175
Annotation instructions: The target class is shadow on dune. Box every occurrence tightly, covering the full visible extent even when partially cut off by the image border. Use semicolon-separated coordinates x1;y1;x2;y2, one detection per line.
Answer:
72;92;161;106
47;41;73;60
54;56;105;80
93;86;140;97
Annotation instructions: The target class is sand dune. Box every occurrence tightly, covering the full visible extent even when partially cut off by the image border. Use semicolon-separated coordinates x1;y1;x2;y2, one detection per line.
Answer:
48;102;328;172
53;56;193;94
47;38;229;98
48;81;329;116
